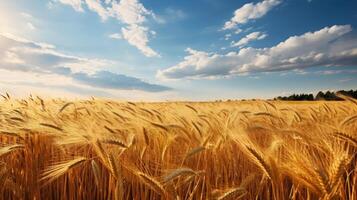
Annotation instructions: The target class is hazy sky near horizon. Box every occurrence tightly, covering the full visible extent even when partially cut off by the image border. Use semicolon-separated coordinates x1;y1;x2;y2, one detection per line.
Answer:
0;0;357;100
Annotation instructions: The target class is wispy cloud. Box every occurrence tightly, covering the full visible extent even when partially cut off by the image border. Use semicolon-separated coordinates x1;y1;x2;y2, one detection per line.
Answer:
26;22;36;30
121;24;160;57
223;0;282;30
316;69;357;75
53;0;159;57
108;33;122;40
231;31;267;47
155;7;187;24
158;25;357;79
338;78;353;83
20;12;33;18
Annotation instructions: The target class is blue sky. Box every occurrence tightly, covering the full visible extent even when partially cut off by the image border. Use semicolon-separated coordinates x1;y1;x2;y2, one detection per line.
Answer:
0;0;356;100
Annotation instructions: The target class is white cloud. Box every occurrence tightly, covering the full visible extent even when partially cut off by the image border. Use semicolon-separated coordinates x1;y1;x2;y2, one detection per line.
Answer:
121;25;159;57
158;25;357;79
316;69;357;75
235;28;242;34
0;32;111;74
20;12;33;19
54;0;159;57
109;33;122;39
57;0;84;12
0;69;172;100
223;0;281;30
27;22;36;30
338;78;353;83
84;0;110;20
224;33;232;40
232;32;267;47
109;0;153;24
0;33;169;92
109;0;160;57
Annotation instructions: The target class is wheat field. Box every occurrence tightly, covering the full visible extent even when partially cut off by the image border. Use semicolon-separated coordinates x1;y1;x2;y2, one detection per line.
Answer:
0;94;356;200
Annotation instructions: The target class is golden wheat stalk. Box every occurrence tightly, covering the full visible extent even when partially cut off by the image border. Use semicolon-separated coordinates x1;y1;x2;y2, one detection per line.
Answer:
333;132;357;146
0;144;24;157
163;168;197;184
41;157;88;184
91;160;101;188
184;146;205;161
245;146;273;180
217;188;246;200
137;172;166;195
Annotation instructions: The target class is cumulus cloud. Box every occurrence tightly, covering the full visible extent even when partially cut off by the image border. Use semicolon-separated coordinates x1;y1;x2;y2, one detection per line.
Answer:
232;32;267;47
158;25;357;79
223;0;281;30
0;33;169;92
54;0;159;57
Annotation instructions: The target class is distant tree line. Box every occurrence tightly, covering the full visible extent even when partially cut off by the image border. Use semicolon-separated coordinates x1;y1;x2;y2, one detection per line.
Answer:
274;89;357;101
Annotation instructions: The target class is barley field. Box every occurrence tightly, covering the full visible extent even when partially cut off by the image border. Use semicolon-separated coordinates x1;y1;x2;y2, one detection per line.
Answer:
0;94;356;200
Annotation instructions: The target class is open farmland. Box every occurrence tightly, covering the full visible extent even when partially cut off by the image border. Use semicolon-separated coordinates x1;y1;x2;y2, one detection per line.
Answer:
0;95;356;200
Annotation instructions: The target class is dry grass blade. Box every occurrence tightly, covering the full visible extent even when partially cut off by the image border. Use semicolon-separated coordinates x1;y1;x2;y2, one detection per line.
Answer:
112;111;128;122
1;94;7;100
0;131;23;139
217;187;246;200
101;138;128;148
143;127;150;145
104;126;115;134
39;123;63;131
185;105;198;113
107;153;119;178
91;160;101;188
9;117;25;122
184;146;205;161
333;132;357;146
339;115;357;127
41;157;88;184
254;112;279;119
163;168;197;184
58;102;74;113
151;122;169;131
0;145;24;157
137;172;166;195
